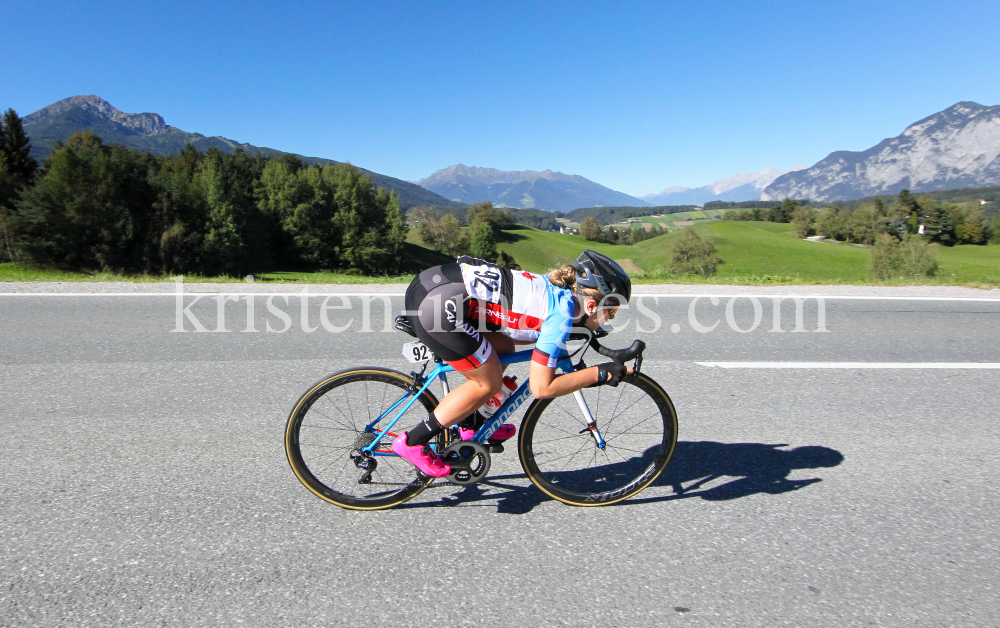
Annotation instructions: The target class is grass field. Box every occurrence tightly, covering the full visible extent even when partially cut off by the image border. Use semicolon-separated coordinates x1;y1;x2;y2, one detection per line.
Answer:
3;222;998;286
489;221;1000;286
559;209;725;229
633;222;871;282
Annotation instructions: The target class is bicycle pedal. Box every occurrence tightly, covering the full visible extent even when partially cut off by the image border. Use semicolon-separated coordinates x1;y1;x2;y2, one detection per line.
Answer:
486;442;504;454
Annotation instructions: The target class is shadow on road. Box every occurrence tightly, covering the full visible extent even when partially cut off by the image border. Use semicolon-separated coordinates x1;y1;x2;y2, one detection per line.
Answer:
399;441;843;514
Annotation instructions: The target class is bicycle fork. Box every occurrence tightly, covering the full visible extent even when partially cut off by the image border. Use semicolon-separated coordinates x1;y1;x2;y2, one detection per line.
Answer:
572;390;606;448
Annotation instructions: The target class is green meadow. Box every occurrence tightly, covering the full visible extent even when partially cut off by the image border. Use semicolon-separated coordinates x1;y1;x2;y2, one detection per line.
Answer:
3;221;998;286
561;209;726;229
491;221;999;286
618;209;725;227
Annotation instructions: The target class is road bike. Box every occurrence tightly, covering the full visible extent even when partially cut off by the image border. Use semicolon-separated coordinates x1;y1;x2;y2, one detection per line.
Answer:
284;316;678;510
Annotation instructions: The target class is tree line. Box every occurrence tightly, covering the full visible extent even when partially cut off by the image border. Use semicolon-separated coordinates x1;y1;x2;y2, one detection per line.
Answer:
826;186;1000;213
802;190;997;246
578;216;668;245
565;204;698;225
413;202;519;268
705;199;810;210
0;111;407;276
721;198;809;225
409;204;564;232
734;189;999;280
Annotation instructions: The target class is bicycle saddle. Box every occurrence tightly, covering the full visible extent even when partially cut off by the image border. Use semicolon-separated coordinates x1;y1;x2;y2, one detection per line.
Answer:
394;314;418;338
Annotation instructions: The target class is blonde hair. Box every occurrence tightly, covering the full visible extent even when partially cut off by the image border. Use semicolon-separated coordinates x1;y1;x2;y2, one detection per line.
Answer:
547;264;602;300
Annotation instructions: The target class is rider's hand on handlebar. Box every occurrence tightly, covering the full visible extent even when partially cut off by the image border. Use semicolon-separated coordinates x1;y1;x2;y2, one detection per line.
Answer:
595;362;633;387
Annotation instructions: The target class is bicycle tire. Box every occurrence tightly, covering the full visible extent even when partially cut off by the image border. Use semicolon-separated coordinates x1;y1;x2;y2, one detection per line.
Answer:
285;367;446;510
518;372;677;506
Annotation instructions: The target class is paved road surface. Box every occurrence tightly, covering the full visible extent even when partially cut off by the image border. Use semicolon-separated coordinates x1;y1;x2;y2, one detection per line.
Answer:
1;291;998;626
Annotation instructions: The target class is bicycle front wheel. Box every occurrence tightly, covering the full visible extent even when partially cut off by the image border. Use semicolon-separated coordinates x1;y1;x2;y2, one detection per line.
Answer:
285;367;445;510
518;372;677;506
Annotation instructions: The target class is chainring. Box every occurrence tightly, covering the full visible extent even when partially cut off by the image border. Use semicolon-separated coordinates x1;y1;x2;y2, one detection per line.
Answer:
440;441;491;485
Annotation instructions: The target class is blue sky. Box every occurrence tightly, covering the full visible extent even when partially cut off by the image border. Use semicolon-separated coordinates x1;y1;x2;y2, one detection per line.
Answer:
4;0;999;196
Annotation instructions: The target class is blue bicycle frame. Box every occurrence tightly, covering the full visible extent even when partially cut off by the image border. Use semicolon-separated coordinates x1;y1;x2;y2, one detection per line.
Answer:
360;348;606;455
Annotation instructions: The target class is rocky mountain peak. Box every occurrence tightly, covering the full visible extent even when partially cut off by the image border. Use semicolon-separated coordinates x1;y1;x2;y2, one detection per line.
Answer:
24;95;170;135
762;101;1000;202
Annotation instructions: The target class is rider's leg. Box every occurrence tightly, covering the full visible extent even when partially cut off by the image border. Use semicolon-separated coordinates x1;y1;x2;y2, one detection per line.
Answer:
393;348;501;477
455;331;518;441
400;341;503;447
434;348;504;428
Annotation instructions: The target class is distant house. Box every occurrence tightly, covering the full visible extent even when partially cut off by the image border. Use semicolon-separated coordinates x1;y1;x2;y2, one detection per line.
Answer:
651;214;664;218
980;199;988;205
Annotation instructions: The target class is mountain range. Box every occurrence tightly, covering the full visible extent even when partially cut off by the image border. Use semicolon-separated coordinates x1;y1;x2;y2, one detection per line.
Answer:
641;166;808;205
21;96;1000;212
762;101;1000;202
21;95;459;210
416;165;650;212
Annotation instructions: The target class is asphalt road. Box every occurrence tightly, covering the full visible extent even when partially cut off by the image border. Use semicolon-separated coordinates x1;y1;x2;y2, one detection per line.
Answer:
1;291;999;627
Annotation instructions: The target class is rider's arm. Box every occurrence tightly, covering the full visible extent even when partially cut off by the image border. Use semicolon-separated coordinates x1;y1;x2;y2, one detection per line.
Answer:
528;361;633;399
529;286;636;398
528;361;598;399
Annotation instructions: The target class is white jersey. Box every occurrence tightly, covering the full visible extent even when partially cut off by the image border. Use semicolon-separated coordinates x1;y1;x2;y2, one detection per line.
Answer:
455;256;578;368
457;257;553;342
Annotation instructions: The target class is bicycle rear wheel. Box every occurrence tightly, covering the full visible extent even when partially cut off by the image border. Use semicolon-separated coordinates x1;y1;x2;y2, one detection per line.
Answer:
285;367;445;510
518;372;677;506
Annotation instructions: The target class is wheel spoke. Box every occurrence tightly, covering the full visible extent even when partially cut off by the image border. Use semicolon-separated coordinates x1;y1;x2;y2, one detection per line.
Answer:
286;370;439;509
604;412;660;442
523;376;676;504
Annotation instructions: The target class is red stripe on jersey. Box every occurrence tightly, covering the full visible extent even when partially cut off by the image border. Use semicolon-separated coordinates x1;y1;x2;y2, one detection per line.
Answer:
466;300;543;331
531;349;553;367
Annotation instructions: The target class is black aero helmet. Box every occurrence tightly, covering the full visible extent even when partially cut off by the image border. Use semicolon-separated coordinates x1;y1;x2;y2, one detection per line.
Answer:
573;249;631;306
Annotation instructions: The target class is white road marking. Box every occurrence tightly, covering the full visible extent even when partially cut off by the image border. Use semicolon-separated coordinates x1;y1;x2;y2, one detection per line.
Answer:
697;362;1000;369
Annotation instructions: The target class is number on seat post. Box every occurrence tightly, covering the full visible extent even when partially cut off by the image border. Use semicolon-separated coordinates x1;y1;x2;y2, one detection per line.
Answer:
402;340;431;363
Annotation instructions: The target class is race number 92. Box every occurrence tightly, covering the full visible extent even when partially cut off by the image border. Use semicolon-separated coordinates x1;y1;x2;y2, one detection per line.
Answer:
403;340;431;363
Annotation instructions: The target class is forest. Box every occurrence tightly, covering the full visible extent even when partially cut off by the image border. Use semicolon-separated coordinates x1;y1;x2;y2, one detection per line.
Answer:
0;110;407;276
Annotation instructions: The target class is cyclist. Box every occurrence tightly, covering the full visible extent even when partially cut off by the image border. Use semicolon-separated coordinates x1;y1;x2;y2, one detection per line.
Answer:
393;250;633;477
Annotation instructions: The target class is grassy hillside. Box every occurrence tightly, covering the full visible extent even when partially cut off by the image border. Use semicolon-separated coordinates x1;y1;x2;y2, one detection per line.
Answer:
935;243;1000;284
485;221;1000;285
406;222;874;281
7;222;995;285
405;224;635;271
632;222;871;282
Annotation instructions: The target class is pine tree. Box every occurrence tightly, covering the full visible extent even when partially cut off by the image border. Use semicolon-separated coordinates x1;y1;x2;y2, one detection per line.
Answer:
0;109;40;262
897;189;919;213
917;196;954;245
12;132;158;271
1;109;38;184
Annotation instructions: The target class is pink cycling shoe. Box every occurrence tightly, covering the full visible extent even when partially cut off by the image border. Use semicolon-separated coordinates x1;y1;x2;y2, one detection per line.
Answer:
459;424;517;442
391;431;451;478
